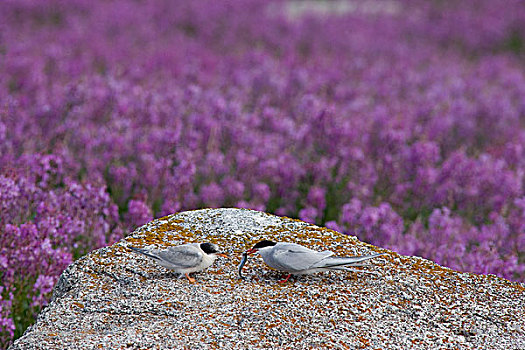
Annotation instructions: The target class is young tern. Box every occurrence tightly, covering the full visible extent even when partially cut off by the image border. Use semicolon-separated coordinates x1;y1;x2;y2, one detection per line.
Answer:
245;240;384;283
129;242;228;282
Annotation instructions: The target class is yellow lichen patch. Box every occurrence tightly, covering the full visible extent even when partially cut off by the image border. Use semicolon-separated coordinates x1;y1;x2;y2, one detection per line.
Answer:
72;302;85;309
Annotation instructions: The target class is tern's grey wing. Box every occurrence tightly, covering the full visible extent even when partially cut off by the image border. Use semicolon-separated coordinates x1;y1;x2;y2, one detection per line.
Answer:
157;245;203;269
270;243;334;272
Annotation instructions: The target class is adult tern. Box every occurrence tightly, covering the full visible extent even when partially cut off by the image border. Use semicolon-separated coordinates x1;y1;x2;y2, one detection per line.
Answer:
245;240;384;282
129;242;228;282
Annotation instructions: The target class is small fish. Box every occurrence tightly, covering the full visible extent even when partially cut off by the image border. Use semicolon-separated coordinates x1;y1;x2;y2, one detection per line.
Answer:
238;252;248;279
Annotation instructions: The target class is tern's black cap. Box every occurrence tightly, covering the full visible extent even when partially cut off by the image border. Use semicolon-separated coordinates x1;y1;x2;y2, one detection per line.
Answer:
252;240;277;250
200;242;220;254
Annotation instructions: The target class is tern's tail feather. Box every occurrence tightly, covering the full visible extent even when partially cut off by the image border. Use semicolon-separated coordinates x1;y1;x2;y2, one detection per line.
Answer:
316;252;385;269
129;246;160;261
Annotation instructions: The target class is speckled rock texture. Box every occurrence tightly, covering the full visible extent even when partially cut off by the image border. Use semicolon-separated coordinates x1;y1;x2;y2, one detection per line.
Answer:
10;208;525;349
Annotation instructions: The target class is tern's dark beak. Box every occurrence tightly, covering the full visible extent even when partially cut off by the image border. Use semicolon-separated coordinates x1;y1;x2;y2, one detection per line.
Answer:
216;253;229;259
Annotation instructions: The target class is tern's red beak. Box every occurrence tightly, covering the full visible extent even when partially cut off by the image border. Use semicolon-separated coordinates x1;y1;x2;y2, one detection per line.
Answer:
217;253;230;259
245;248;257;255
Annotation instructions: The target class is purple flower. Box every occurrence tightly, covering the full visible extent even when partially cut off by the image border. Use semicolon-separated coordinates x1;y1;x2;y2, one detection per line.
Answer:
221;177;245;199
298;206;319;224
306;186;326;211
252;182;270;203
200;183;224;208
125;200;153;231
325;221;342;233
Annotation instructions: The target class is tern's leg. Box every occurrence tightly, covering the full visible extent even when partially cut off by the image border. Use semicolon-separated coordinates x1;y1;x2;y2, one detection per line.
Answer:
185;273;196;283
278;274;292;283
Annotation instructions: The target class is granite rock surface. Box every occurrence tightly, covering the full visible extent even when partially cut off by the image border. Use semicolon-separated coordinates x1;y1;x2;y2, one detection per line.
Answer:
10;208;525;349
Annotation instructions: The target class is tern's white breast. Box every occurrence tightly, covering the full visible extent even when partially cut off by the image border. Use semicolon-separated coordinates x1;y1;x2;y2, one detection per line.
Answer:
199;253;217;271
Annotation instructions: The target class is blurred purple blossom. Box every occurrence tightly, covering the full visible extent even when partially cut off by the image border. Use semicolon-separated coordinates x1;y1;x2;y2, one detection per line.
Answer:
200;183;225;208
299;206;319;224
125;199;153;231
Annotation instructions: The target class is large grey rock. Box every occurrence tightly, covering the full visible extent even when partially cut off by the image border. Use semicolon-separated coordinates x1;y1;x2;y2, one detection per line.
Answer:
10;208;525;349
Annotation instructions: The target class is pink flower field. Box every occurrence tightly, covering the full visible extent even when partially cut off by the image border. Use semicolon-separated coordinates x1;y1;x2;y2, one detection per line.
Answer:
2;0;525;346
